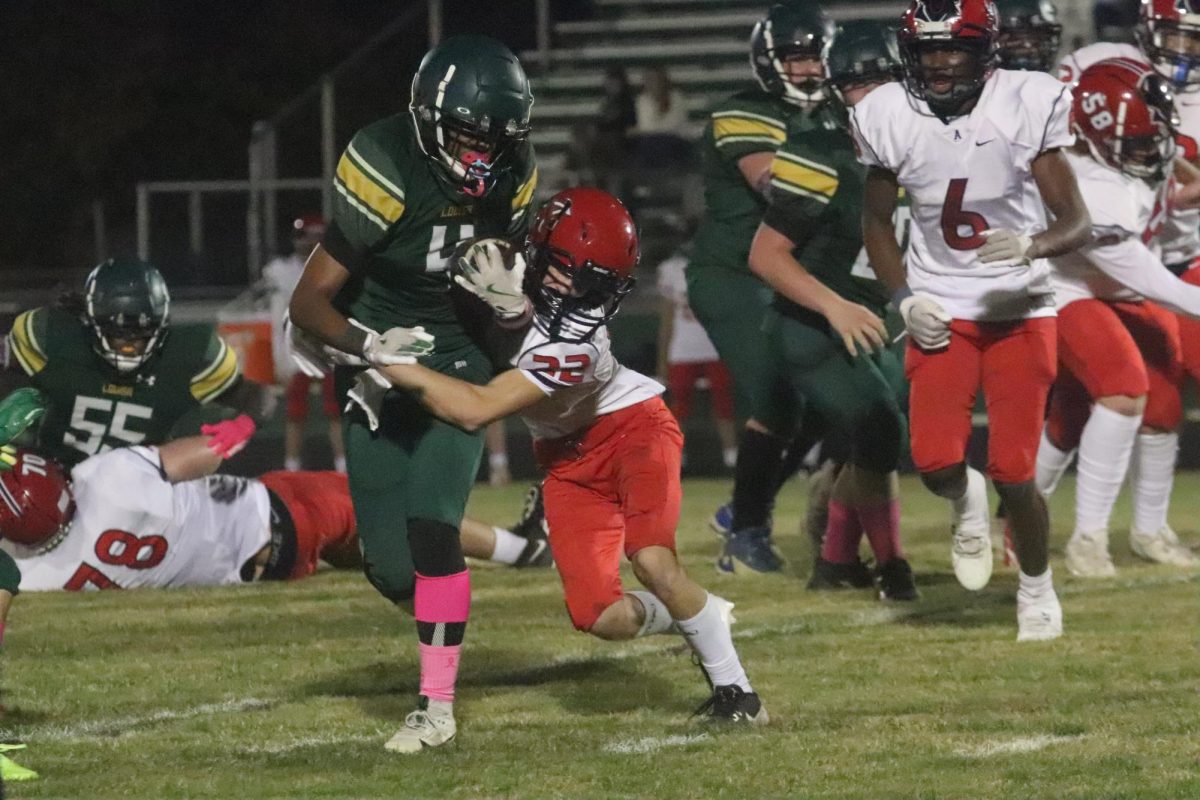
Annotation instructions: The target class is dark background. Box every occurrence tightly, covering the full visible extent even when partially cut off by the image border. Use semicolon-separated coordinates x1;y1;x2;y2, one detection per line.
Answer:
0;1;555;276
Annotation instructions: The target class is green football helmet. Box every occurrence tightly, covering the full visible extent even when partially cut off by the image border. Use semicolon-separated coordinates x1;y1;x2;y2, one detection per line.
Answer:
82;257;170;374
995;0;1062;72
823;19;903;103
409;35;534;198
750;3;835;110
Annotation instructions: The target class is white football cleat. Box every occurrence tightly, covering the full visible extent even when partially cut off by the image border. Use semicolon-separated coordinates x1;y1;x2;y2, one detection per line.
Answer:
1064;531;1116;578
1016;594;1063;642
951;469;992;591
1130;526;1198;567
384;698;456;754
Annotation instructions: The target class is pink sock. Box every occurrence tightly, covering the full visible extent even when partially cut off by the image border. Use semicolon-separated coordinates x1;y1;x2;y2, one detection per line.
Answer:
858;499;902;564
418;643;462;703
414;570;471;704
821;500;863;564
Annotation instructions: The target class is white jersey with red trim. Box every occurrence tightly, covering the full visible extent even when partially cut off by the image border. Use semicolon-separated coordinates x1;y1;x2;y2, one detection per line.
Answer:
513;318;663;440
1056;42;1142;85
1050;151;1171;307
1;447;271;591
1059;43;1200;267
656;253;720;364
850;69;1073;321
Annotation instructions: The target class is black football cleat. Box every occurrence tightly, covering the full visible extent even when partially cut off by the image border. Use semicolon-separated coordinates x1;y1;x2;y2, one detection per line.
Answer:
693;684;769;725
806;557;875;590
876;558;919;602
510;483;553;568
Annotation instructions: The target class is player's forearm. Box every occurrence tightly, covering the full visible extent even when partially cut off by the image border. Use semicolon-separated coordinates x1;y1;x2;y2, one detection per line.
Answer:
862;218;907;295
1091;240;1200;318
288;245;366;356
289;290;367;356
379;364;500;432
1029;149;1091;259
750;228;845;318
862;167;907;294
157;435;224;482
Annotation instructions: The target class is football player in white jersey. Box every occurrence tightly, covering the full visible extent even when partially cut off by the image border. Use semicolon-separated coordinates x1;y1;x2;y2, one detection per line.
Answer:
854;0;1091;641
1037;60;1200;576
1054;5;1200;568
0;419;359;592
370;188;765;725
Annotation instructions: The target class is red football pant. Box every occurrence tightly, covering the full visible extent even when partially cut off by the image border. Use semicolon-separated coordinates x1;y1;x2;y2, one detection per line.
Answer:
534;397;683;632
286;373;339;422
258;470;358;580
1177;265;1200;386
905;318;1056;484
667;361;735;421
1046;300;1182;450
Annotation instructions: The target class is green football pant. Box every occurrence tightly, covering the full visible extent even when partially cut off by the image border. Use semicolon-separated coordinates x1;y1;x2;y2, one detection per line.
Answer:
763;309;906;474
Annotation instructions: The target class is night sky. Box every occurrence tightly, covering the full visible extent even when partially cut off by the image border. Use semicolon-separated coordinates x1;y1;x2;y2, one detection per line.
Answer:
0;1;538;280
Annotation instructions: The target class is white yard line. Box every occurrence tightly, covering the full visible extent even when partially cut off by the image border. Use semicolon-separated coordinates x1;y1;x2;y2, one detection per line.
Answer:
604;733;710;754
0;697;272;742
955;734;1084;757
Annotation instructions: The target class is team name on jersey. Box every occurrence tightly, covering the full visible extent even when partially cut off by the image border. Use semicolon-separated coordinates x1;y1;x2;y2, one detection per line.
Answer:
440;205;473;218
101;383;134;397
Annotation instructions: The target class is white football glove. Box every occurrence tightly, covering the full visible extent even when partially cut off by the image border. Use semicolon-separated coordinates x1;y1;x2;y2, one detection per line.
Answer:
345;369;391;432
898;293;953;350
453;239;529;319
362;326;435;367
978;229;1034;268
285;313;370;377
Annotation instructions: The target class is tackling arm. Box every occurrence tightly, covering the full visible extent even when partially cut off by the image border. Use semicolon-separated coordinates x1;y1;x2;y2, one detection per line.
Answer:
1086;237;1200;318
1028;149;1092;259
378;364;544;433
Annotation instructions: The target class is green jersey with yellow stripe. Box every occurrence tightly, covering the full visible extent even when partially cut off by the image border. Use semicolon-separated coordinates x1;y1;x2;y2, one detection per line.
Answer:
763;117;909;318
323;113;538;355
4;306;240;467
691;91;838;274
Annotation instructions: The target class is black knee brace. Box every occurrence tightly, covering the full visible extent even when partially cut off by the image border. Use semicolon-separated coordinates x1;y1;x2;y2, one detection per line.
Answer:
407;518;466;577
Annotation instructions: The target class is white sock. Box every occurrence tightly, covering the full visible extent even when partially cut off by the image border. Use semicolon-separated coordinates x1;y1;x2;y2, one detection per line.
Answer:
951;466;988;531
489;527;527;565
488;452;508;471
285;457;301;472
1129;431;1178;534
628;590;675;637
1074;404;1141;535
1035;431;1075;497
1017;567;1055;606
722;447;738;469
675;593;751;692
334;455;347;474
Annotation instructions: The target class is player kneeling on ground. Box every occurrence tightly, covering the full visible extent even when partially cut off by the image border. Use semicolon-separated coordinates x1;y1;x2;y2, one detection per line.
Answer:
363;188;766;724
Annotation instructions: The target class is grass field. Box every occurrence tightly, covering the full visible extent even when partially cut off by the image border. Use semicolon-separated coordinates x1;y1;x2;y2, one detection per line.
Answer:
1;473;1198;800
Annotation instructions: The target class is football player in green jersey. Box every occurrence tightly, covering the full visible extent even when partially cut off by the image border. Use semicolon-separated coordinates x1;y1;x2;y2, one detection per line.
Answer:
691;3;838;573
746;19;916;601
289;34;537;754
0;257;252;468
995;0;1062;72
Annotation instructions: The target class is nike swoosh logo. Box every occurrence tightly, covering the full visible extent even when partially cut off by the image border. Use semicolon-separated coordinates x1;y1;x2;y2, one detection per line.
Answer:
484;284;523;298
975;139;995;147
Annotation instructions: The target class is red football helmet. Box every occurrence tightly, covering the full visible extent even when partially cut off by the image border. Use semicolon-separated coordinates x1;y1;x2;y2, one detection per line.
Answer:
1138;0;1200;88
1073;58;1179;180
0;451;74;551
899;0;1000;114
525;187;639;343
